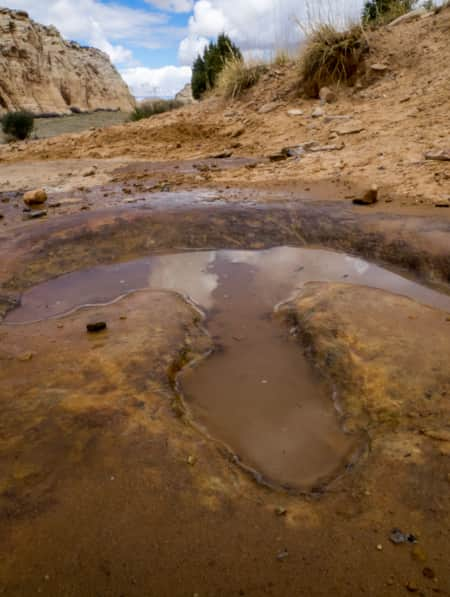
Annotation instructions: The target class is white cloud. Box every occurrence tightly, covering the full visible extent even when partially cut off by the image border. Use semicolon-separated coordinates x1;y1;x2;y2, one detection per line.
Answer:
121;65;192;99
178;35;208;65
4;0;170;65
146;0;194;12
179;0;365;63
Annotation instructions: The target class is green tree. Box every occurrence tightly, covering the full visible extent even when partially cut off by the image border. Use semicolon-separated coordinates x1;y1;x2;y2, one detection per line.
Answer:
191;33;242;99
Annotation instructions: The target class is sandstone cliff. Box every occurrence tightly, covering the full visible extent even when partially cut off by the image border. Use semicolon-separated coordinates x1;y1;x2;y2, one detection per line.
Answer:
0;7;135;115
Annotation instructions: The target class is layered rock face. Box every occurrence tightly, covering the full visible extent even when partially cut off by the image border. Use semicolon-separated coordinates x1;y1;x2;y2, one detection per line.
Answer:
0;8;135;115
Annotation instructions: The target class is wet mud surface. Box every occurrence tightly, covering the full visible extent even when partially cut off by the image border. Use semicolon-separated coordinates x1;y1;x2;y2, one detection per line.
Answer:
0;182;449;596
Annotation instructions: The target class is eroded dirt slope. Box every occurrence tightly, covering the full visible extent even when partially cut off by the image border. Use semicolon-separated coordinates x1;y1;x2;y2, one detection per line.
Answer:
0;7;449;211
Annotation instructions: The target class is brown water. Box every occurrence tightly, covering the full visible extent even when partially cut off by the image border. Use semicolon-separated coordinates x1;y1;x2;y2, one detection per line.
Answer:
6;247;450;490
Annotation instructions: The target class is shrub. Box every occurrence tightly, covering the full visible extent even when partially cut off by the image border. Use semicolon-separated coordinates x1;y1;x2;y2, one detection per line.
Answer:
362;0;417;24
1;110;34;140
130;99;183;121
300;25;369;98
191;33;242;99
216;58;267;100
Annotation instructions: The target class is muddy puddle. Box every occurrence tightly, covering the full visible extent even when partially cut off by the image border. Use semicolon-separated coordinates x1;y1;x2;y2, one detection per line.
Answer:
5;247;450;491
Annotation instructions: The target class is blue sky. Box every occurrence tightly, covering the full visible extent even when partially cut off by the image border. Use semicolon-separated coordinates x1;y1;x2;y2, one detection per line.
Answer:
3;0;366;98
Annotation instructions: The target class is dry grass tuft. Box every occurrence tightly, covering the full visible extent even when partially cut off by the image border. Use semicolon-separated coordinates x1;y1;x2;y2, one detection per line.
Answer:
216;58;268;100
130;99;183;121
299;24;369;98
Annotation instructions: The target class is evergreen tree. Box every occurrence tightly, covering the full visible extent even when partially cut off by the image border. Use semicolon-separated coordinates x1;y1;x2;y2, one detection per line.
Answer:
191;34;242;99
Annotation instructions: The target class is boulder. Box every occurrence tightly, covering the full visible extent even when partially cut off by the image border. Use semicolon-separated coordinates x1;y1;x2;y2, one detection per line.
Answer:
23;189;47;206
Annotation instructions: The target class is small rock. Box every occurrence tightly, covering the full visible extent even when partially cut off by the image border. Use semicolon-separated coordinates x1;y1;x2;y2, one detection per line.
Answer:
23;189;47;206
18;351;34;361
82;167;96;177
0;213;3;219
187;455;196;466
258;102;279;114
422;567;435;579
353;185;378;205
287;109;303;116
86;321;107;333
333;120;365;135
425;149;450;162
269;152;288;162
276;549;289;561
275;506;287;516
319;86;337;104
311;107;324;118
405;581;418;593
376;544;383;551
48;201;61;208
370;63;389;72
27;210;47;219
389;528;417;545
434;198;449;208
211;150;232;159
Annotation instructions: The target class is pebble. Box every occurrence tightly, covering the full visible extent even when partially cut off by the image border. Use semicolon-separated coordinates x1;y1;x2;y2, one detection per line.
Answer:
434;198;449;208
287;109;304;116
311;107;324;118
26;210;47;219
275;507;287;516
86;321;107;333
276;549;289;561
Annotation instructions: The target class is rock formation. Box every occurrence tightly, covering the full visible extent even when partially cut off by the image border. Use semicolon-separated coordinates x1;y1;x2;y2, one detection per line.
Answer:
0;8;135;115
175;84;195;105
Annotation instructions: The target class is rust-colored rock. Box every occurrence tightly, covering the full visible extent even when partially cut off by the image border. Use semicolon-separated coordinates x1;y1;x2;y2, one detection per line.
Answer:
23;188;47;206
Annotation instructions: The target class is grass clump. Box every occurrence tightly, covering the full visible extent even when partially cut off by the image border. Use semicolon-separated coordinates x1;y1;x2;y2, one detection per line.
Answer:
1;110;34;140
130;99;183;122
216;58;267;100
300;25;368;98
362;0;417;24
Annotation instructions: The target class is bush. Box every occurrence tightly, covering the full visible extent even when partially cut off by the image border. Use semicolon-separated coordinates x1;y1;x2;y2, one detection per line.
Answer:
191;33;242;99
1;110;34;140
300;25;369;98
216;58;267;100
130;99;183;121
362;0;417;24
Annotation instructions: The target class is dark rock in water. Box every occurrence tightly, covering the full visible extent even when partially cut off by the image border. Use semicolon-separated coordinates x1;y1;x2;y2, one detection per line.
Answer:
86;321;107;333
389;528;417;545
269;151;288;162
27;210;47;219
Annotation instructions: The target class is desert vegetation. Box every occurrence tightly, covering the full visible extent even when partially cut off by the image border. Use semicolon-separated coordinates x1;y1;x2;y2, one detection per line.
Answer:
299;25;368;97
362;0;417;24
1;110;34;140
130;99;183;121
191;33;242;99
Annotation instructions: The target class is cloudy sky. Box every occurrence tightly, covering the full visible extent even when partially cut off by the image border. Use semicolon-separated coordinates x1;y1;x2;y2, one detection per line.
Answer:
3;0;365;98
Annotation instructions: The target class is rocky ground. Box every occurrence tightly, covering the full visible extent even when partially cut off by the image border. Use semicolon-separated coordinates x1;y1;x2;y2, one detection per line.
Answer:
0;6;449;597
